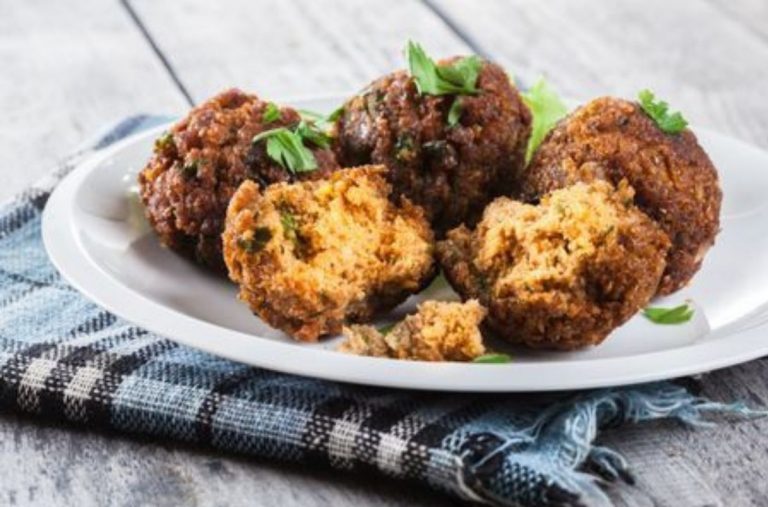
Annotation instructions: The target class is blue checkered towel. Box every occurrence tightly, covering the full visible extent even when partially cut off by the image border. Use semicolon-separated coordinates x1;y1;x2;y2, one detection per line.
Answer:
0;116;756;507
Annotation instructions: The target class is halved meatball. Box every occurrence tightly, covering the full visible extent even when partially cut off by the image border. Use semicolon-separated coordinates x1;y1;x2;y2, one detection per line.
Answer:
223;166;436;342
334;59;531;235
520;97;721;295
139;88;339;272
437;180;670;350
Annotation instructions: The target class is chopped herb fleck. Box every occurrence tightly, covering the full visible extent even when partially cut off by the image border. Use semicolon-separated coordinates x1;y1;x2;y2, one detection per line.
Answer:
521;78;569;163
378;323;396;336
154;131;174;151
405;40;482;96
447;97;463;127
643;303;694;324
473;353;512;364
263;102;281;123
395;134;415;162
279;208;300;244
252;128;317;174
237;227;272;253
637;89;688;135
180;159;199;178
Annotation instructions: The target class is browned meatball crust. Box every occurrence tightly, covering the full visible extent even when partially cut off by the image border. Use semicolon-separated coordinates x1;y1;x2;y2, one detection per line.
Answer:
520;97;721;295
223;166;436;342
139;88;339;272
437;181;670;350
334;59;531;235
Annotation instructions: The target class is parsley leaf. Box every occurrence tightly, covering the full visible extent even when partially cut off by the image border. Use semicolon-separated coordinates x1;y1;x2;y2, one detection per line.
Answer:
447;97;463;127
643;303;694;325
253;128;317;173
154;131;174;152
327;105;345;122
637;89;688;135
263;102;281;123
472;353;512;364
295;120;332;149
405;40;482;96
521;78;568;163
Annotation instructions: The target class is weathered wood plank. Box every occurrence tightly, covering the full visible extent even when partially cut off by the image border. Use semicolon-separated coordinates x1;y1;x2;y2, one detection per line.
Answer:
127;0;472;103
0;0;189;202
706;0;768;45
431;0;768;149
0;411;460;507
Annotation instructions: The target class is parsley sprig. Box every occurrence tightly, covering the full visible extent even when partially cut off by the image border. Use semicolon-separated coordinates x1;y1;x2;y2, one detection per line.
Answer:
637;89;688;135
263;102;281;123
521;78;569;163
252;128;317;173
447;98;463;127
252;114;334;174
405;41;482;96
643;303;694;325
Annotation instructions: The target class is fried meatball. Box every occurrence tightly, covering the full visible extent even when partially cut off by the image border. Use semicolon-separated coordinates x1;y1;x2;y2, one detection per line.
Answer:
334;59;531;235
139;88;339;272
223;166;436;342
520;97;721;295
339;300;487;361
437;181;670;350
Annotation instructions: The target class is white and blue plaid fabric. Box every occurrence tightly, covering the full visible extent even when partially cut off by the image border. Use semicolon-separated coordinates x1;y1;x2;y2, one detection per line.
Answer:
0;116;756;507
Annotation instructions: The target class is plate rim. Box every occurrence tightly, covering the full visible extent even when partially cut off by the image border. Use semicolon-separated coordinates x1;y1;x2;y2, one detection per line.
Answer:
41;118;768;392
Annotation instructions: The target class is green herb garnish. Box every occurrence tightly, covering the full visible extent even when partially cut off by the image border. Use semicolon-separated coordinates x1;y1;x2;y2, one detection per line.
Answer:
237;227;272;253
295;120;332;149
279;209;299;242
252;128;317;173
472;353;512;364
405;41;482;96
643;303;694;325
637;89;688;135
154;131;174;151
521;78;568;163
378;323;396;336
327;105;345;122
298;109;338;130
263;102;281;123
447;97;463;127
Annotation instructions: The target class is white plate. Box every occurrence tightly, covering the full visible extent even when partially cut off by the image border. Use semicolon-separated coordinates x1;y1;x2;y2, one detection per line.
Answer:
43;97;768;392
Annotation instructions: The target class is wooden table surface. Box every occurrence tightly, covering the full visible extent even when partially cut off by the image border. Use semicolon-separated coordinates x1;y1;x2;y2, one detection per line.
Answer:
3;1;768;505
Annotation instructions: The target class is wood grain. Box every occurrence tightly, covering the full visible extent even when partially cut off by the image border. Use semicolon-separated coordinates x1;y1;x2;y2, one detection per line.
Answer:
0;0;188;202
0;411;459;507
127;0;472;103
431;0;768;148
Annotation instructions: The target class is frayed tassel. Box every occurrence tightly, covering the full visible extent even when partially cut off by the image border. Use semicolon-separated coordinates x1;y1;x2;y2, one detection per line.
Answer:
452;381;765;507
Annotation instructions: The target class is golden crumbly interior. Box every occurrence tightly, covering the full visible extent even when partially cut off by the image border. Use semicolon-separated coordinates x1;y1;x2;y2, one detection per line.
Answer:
223;165;436;341
339;300;487;361
437;179;670;349
477;180;635;297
